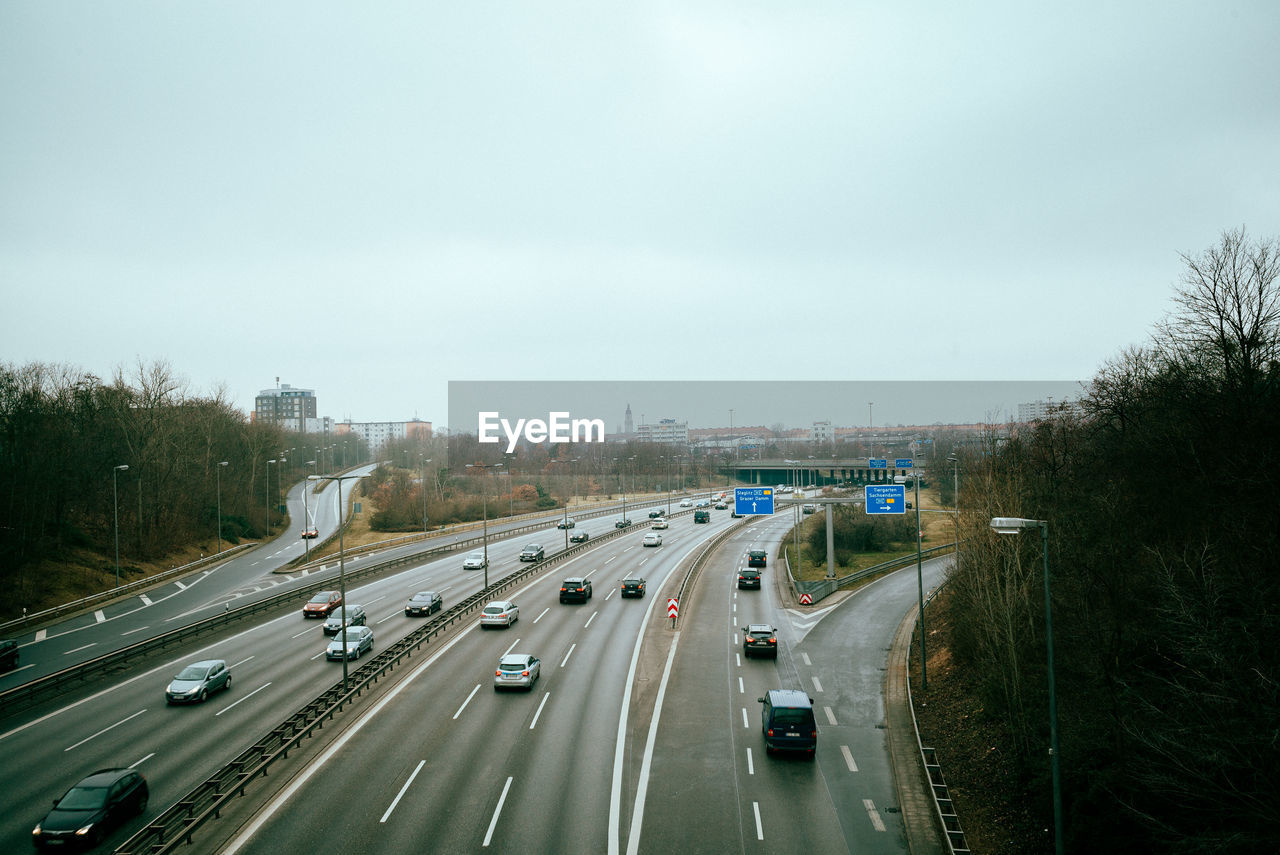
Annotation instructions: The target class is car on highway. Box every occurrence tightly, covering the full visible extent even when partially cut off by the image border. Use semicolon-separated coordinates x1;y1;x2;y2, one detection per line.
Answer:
695;500;709;508
731;509;744;518
404;590;443;616
738;568;762;589
480;600;520;628
569;530;590;543
556;517;576;529
642;532;662;547
32;767;149;849
326;624;374;660
494;653;541;691
0;638;18;672
648;508;665;518
323;604;367;635
559;577;593;603
714;502;728;510
615;518;632;528
802;504;818;514
651;518;668;529
758;689;818;757
747;549;767;568
679;499;693;508
165;659;231;704
693;509;710;523
302;590;342;618
301;528;319;539
742;624;779;659
519;543;545;562
620;577;646;598
463;551;488;570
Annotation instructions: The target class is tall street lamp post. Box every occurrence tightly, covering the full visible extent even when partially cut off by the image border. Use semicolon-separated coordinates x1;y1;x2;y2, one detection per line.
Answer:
215;461;229;555
990;516;1063;855
265;459;277;538
302;460;317;562
113;464;129;587
914;469;926;689
310;472;365;691
420;456;431;534
466;463;502;589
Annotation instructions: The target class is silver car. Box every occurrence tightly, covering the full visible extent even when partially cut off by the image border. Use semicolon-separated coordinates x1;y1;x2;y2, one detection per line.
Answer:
165;659;231;704
642;533;662;547
463;551;488;570
323;604;367;635
480;600;519;628
326;624;374;660
494;653;541;691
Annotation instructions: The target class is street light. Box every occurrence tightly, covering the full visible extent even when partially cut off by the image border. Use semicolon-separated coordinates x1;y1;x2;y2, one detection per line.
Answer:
265;459;277;538
302;460;317;561
990;516;1063;855
215;461;229;555
113;464;129;587
946;454;960;572
310;472;365;691
420;456;431;534
465;463;502;589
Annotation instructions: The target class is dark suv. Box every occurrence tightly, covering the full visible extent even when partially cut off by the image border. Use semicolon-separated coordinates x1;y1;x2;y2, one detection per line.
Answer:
559;577;593;603
758;689;817;757
519;543;545;562
747;550;767;568
742;624;778;658
620;577;646;598
33;768;149;848
737;568;762;589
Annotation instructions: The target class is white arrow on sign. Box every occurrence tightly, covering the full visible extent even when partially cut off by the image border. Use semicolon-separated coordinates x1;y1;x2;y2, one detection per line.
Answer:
667;598;679;618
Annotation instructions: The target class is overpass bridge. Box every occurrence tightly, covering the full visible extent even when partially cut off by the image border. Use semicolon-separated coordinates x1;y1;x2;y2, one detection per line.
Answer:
721;457;926;488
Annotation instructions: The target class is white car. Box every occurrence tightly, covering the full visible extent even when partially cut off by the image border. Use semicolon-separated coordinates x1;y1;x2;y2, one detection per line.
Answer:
652;518;669;530
494;653;541;691
679;499;693;508
480;600;520;628
463;551;488;570
642;533;662;547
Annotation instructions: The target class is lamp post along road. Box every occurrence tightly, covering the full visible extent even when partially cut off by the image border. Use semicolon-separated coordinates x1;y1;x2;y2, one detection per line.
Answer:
311;473;365;690
466;463;502;589
991;516;1063;855
113;464;129;588
265;459;277;538
216;461;229;554
915;471;926;689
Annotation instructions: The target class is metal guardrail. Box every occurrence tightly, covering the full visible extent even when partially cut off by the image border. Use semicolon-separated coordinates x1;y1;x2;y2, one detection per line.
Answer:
786;544;955;604
113;515;661;855
672;516;752;618
906;582;971;854
0;544;255;636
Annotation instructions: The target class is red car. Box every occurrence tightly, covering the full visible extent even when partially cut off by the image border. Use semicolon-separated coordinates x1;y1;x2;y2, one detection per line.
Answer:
301;528;319;539
303;590;342;618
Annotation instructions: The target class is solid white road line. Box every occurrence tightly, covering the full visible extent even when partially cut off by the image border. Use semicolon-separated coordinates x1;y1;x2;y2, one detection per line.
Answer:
65;709;147;752
841;745;858;772
624;631;681;855
454;684;481;720
753;801;764;840
529;692;551;730
216;683;272;716
483;777;514;847
825;706;838;726
380;760;425;823
561;644;576;668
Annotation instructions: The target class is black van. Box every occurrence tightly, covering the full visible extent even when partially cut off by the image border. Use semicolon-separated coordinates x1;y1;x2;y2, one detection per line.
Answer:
758;689;817;757
747;549;767;568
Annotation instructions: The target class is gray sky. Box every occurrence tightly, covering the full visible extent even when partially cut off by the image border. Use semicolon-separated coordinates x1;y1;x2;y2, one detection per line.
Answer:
3;1;1277;425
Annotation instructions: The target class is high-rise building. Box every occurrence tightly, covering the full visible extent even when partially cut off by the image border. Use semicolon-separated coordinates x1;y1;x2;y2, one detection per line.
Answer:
255;382;318;429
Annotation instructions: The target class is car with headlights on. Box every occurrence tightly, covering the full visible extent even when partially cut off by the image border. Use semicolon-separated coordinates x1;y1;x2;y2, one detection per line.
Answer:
648;508;665;518
301;527;319;539
302;590;342;618
326;624;374;660
404;591;443;616
569;530;590;543
620;577;646;598
651;518;668;529
519;543;545;562
556;517;576;529
742;624;779;658
494;653;541;691
463;551;488;570
642;533;662;547
165;659;231;704
323;604;367;635
32;768;148;849
480;600;520;628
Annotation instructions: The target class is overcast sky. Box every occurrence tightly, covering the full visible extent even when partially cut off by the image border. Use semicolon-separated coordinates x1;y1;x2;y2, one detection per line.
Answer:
3;1;1277;426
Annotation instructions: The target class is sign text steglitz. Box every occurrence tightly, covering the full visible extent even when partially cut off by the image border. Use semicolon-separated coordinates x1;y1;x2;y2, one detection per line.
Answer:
478;411;605;453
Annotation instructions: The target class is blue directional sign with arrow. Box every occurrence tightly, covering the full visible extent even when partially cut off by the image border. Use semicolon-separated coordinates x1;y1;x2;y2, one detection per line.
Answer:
868;458;887;469
734;487;774;515
865;484;906;514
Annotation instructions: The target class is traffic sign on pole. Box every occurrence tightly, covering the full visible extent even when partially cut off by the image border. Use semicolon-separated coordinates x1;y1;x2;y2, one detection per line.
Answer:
667;598;679;626
865;484;907;514
733;487;774;515
868;458;887;469
895;458;913;469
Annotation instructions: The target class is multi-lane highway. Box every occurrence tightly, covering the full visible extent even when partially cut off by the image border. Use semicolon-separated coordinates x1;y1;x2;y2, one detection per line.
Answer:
2;489;947;854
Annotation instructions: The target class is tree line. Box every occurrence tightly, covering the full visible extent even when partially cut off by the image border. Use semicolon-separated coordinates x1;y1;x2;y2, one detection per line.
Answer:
943;229;1280;852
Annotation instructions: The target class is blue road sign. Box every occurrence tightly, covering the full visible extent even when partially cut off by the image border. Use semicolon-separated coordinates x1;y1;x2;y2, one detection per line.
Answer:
865;484;906;514
868;458;887;469
734;487;774;515
895;458;913;469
